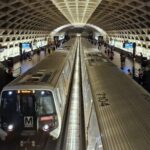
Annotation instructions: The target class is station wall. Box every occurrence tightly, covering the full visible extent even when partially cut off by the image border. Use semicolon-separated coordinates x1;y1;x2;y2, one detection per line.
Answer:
0;29;49;61
108;28;150;59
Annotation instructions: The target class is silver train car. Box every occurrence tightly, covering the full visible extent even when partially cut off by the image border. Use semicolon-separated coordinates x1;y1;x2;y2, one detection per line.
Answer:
0;38;77;140
82;38;150;149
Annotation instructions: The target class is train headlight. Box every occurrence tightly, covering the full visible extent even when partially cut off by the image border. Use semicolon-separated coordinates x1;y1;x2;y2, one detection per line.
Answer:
42;124;49;132
41;91;45;95
7;124;14;132
8;91;13;95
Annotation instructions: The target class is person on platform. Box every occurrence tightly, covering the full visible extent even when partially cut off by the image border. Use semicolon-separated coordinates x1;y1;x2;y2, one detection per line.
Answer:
127;69;132;77
138;68;143;85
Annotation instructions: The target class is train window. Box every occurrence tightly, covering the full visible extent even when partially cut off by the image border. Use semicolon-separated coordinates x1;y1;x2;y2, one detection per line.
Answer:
20;94;35;115
1;91;18;116
1;90;55;117
35;91;56;116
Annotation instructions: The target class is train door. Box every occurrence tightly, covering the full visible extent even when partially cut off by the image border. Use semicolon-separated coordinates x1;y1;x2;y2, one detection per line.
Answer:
19;94;37;130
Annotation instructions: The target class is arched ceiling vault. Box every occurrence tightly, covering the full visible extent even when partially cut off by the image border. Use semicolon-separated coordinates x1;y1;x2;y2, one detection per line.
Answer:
88;0;150;31
51;0;102;25
0;0;149;31
0;0;69;31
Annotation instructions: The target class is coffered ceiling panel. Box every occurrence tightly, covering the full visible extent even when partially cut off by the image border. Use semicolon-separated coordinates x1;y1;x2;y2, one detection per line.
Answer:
0;0;149;32
0;0;69;31
51;0;102;25
88;0;150;31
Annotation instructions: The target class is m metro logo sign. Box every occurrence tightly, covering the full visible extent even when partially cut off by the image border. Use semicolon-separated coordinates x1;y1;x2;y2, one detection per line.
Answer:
24;116;33;128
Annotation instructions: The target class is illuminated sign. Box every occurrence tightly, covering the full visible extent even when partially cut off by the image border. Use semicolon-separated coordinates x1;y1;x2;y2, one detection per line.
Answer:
40;116;54;121
22;43;31;49
17;90;35;94
125;43;133;49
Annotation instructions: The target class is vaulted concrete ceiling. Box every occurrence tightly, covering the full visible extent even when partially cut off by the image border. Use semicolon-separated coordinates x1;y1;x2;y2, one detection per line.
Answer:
88;0;150;31
51;0;102;25
0;0;69;31
0;0;149;31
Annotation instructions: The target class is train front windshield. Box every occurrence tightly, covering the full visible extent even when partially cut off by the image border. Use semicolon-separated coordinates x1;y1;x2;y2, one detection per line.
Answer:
1;90;56;117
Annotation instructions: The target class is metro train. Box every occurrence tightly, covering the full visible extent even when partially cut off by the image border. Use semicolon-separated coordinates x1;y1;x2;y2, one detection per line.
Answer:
0;38;77;141
81;38;150;149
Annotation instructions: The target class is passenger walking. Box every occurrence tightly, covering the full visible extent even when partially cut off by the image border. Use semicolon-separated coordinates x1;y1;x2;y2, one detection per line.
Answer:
37;49;40;55
23;50;26;60
104;48;107;54
127;69;132;77
27;52;32;60
120;52;126;63
138;68;143;84
111;46;114;52
31;49;34;56
140;52;143;66
107;49;110;56
98;42;101;49
48;49;50;54
7;68;14;82
109;51;114;60
120;52;126;69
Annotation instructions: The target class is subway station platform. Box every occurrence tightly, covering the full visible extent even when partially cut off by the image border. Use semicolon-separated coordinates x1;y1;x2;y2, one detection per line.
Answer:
0;51;47;92
0;39;149;93
13;51;47;76
85;40;150;93
87;42;141;76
